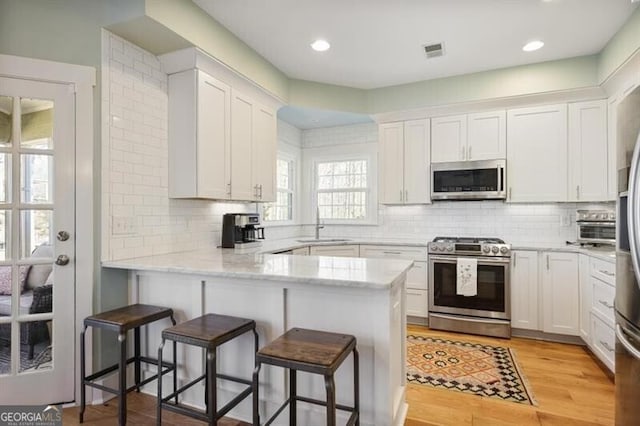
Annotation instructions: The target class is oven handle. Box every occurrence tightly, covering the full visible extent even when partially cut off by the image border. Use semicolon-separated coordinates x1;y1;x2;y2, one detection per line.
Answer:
429;254;511;265
429;313;510;325
577;221;616;226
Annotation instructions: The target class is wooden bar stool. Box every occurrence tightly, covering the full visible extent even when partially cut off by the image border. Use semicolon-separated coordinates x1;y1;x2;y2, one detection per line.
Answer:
157;313;258;425
252;328;359;426
79;303;176;426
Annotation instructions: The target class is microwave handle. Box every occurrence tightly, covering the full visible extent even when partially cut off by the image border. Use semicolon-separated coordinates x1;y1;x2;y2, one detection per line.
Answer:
498;164;504;192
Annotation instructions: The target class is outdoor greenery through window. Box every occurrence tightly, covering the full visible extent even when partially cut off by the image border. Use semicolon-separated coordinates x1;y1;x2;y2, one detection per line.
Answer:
317;159;368;220
264;158;293;221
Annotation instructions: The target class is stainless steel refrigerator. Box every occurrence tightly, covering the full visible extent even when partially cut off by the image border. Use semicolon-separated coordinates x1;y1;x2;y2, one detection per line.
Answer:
616;85;640;425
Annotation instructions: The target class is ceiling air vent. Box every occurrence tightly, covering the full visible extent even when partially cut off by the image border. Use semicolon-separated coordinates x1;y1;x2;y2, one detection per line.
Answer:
423;42;444;59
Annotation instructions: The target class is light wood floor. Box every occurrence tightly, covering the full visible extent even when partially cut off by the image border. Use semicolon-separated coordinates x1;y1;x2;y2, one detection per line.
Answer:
405;325;615;426
64;326;615;425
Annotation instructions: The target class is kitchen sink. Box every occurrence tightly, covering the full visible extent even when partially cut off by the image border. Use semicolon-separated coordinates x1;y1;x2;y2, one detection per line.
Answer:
296;238;351;243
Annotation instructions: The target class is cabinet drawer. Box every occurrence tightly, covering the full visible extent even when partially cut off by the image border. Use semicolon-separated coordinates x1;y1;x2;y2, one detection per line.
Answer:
591;314;615;372
309;245;360;257
407;261;427;290
359;245;427;261
407;289;428;318
590;257;615;286
591;277;615;324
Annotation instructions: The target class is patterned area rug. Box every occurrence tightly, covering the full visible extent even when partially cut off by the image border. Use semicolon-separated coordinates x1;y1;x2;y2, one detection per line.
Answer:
407;334;537;405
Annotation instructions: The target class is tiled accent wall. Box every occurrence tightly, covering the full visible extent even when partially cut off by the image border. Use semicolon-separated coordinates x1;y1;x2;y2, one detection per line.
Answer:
299;123;613;246
101;32;255;261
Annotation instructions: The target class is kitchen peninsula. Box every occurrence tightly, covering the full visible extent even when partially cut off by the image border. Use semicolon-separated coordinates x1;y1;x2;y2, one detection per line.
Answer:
103;249;412;426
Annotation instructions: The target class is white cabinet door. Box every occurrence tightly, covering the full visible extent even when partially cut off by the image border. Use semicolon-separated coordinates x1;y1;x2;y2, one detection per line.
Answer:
379;122;404;204
406;289;428;317
510;251;539;331
607;95;619;200
168;69;231;199
230;90;255;201
541;252;580;336
309;245;360;257
507;104;568;202
403;119;431;204
579;254;591;344
467;110;506;160
253;103;277;202
431;115;467;163
568;100;608;202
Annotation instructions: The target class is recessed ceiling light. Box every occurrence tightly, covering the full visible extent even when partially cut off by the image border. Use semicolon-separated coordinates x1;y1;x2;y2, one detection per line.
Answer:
311;39;330;52
523;40;544;52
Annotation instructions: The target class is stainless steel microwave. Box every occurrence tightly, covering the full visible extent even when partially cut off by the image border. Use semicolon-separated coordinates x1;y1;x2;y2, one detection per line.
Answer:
431;159;506;200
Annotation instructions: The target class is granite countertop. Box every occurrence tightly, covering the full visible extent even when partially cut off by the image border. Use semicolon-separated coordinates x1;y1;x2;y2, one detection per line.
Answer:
103;249;413;290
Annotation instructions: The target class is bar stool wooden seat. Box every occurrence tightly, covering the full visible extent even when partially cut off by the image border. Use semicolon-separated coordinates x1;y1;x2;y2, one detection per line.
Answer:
252;328;359;426
157;313;258;425
79;303;176;425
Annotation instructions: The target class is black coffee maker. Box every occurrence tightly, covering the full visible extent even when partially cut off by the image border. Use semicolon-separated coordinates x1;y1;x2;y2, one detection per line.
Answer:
221;213;265;248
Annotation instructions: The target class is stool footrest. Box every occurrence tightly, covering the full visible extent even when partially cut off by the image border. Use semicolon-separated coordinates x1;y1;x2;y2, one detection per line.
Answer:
84;358;175;397
160;400;209;422
85;355;173;382
295;395;355;412
264;395;358;426
264;397;291;426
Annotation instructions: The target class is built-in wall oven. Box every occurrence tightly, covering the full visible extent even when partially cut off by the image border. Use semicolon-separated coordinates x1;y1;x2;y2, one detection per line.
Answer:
428;237;511;338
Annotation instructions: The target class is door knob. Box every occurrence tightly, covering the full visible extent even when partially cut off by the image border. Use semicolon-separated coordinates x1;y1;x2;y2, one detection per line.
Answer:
55;255;70;266
57;231;70;241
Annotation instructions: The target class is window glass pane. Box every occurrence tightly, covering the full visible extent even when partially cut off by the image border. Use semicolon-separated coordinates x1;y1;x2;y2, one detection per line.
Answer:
0;153;11;203
0;210;10;261
0;96;12;147
20;98;54;149
264;157;293;222
20;210;53;259
21;154;53;204
316;160;368;220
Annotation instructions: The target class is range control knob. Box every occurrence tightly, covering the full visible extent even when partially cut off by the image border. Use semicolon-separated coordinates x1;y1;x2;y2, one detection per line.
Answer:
500;246;508;254
482;246;491;253
491;246;499;254
446;246;453;252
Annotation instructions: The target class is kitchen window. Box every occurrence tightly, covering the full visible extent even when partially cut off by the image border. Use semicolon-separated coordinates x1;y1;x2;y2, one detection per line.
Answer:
263;157;294;222
316;159;369;221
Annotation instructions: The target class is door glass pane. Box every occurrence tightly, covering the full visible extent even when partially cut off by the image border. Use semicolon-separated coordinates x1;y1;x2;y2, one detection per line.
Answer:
0;96;12;147
0;322;12;375
21;154;52;204
0;210;9;261
20;98;53;149
0;153;10;203
19;320;52;373
0;266;30;318
20;210;52;259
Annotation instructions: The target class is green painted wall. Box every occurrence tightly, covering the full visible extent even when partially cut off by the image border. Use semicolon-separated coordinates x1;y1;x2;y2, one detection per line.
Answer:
288;79;368;114
598;7;640;83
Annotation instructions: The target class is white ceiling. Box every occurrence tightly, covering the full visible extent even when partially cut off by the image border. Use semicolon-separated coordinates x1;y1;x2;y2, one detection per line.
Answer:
195;0;638;90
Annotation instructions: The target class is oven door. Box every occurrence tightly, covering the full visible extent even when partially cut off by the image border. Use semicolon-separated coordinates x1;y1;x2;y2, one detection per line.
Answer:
429;255;511;320
577;222;616;245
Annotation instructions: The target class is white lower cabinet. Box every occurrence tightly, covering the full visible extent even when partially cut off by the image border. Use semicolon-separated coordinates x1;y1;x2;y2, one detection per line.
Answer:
308;245;360;257
591;314;615;372
585;256;616;372
406;288;428;317
579;254;591;344
510;251;539;330
541;252;580;336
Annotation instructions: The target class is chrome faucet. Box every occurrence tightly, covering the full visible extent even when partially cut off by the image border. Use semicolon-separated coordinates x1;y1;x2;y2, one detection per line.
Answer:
315;206;324;239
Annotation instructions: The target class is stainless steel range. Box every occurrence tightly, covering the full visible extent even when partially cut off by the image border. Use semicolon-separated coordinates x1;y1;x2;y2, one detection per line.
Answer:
428;236;512;338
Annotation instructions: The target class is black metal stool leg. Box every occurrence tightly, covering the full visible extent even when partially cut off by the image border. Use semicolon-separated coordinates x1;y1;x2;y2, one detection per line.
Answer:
353;348;360;426
252;362;262;426
134;327;141;392
79;324;87;423
157;339;165;426
118;332;127;426
289;369;297;426
172;340;177;404
206;348;217;425
325;375;336;426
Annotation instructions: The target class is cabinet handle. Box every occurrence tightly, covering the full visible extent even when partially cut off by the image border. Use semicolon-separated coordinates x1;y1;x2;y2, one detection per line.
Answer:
576;185;580;200
599;300;614;309
468;146;472;160
400;190;403;202
509;187;512;200
383;251;403;255
405;190;408;202
513;253;517;268
546;255;550;270
600;340;614;353
259;184;263;199
599;269;615;277
227;182;231;196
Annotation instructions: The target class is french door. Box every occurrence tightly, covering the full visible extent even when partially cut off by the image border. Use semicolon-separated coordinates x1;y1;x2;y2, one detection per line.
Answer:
0;77;75;404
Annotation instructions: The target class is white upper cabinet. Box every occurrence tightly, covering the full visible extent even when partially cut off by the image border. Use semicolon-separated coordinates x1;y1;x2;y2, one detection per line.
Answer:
510;251;539;331
379;119;431;204
252;104;277;202
168;69;231;199
507;104;568;202
568;100;608;202
467;110;506;160
431;115;467;163
541;252;580;336
431;111;505;163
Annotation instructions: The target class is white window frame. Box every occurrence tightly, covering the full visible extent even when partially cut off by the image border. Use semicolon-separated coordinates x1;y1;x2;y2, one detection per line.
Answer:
263;152;296;225
310;152;377;225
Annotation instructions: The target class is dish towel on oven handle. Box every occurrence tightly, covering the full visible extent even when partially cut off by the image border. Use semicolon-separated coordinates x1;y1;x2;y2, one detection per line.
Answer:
456;257;478;297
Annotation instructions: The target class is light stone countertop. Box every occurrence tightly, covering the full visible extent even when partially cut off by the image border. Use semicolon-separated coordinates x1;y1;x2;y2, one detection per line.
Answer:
102;249;414;290
512;243;616;262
